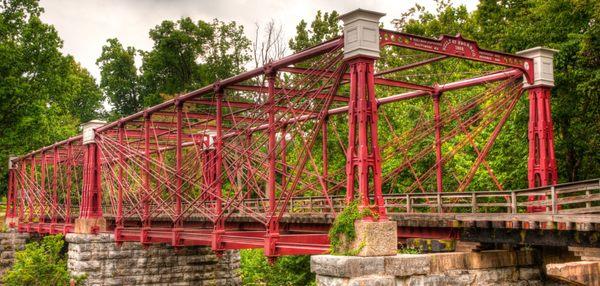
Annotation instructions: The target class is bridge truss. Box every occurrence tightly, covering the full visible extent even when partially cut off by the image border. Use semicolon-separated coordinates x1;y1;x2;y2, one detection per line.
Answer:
6;23;575;257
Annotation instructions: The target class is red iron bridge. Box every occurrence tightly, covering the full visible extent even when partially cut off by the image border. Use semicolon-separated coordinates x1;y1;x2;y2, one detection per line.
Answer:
4;10;599;258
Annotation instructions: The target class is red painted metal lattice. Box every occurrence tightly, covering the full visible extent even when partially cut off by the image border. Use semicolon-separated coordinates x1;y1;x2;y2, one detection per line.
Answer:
5;28;559;257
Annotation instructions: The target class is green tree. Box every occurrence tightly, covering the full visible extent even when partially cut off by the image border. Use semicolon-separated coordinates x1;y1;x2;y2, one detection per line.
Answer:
204;20;252;81
139;18;250;106
3;235;84;285
96;38;141;118
139;17;213;106
0;0;104;195
289;10;341;52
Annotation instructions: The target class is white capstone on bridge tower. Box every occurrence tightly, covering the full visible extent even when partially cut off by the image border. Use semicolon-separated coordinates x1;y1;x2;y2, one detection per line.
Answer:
81;119;106;145
339;8;385;60
516;47;558;87
8;156;17;170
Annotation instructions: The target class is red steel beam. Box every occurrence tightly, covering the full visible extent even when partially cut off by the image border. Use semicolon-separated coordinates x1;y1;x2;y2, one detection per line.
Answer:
187;99;318;116
228;84;349;102
95;37;344;133
279;67;434;92
379;30;534;83
225;69;523;139
152;111;268;124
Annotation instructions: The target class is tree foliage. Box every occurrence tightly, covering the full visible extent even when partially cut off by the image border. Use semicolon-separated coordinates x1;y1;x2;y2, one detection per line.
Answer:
240;249;314;286
0;0;104;195
3;235;84;286
395;0;600;183
96;38;141;119
99;17;252;116
288;10;341;53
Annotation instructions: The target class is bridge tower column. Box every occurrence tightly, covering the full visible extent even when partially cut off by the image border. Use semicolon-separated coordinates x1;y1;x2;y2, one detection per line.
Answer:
75;120;107;234
516;47;559;212
342;9;387;219
5;157;19;228
264;71;280;260
339;9;397;256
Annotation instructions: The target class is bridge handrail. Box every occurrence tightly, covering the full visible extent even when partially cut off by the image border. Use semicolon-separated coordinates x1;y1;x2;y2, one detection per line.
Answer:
236;179;600;202
76;178;600;219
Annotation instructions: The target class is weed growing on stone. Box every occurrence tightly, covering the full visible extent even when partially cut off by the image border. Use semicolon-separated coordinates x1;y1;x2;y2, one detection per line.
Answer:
398;244;422;254
328;200;373;255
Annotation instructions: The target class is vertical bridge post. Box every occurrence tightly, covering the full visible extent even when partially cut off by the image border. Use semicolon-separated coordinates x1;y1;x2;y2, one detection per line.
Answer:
211;86;225;254
5;157;19;228
75;120;107;234
340;9;397;256
516;47;559;212
264;70;280;260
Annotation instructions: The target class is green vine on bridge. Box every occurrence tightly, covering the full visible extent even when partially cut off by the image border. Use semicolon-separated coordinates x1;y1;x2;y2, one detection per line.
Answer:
328;200;375;255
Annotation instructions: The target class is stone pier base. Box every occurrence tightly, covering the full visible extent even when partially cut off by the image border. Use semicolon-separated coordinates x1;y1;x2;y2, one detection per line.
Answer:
311;250;548;286
0;231;30;283
3;217;18;229
547;261;600;285
74;218;107;234
66;233;241;286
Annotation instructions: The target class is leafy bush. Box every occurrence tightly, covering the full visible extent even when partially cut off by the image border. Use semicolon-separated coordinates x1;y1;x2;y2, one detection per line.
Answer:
2;235;85;286
240;249;315;285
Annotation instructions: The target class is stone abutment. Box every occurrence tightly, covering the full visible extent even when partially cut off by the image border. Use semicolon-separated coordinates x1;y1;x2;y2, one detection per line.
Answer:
65;233;241;285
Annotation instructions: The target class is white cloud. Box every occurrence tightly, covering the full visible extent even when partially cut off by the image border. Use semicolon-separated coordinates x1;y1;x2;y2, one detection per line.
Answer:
39;0;479;81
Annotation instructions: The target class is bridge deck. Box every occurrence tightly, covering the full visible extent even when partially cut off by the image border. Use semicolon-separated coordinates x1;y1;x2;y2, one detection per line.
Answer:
15;179;600;253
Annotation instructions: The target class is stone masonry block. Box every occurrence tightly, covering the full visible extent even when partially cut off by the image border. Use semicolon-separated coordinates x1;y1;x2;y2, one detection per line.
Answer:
65;233;241;285
471;268;518;284
465;250;517;269
353;220;397;257
546;261;600;285
311;255;385;277
428;252;467;273
518;268;541;280
73;217;107;234
316;275;349;286
348;275;395;286
383;254;431;277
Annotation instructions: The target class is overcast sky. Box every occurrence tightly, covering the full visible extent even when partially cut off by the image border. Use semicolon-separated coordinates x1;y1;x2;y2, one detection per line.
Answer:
38;0;479;81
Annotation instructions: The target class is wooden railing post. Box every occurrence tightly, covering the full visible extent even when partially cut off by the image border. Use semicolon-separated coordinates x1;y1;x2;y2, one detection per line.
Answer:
511;191;517;214
437;193;442;213
551;186;557;214
471;193;477;213
586;188;592;209
405;194;411;213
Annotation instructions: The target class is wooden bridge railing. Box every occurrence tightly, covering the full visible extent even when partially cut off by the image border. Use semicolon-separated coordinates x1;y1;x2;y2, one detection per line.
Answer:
94;179;600;220
237;179;600;216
